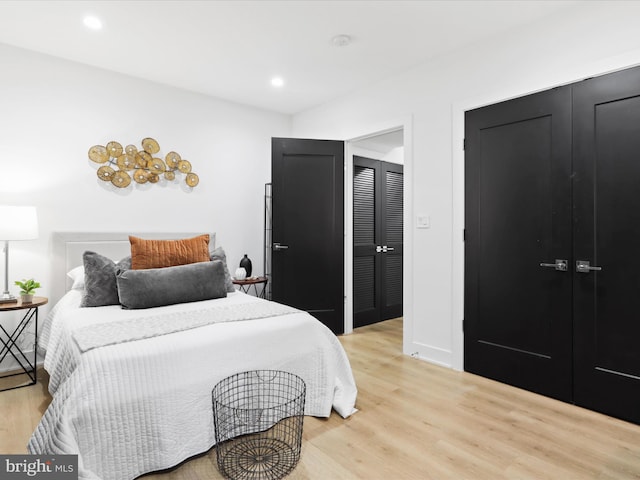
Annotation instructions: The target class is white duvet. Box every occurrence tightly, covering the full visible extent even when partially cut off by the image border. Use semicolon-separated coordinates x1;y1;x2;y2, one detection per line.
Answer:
29;290;357;480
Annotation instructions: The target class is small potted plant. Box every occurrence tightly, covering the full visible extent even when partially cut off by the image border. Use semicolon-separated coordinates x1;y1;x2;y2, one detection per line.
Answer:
14;278;41;304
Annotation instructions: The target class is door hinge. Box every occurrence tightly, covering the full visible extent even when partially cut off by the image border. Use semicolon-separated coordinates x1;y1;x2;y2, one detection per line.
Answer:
462;319;465;332
463;138;466;151
463;229;466;241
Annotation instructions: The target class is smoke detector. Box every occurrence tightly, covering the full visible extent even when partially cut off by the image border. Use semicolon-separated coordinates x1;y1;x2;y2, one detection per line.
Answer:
331;34;352;47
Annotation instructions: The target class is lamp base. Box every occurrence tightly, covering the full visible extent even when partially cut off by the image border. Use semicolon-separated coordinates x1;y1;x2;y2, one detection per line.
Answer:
0;293;18;304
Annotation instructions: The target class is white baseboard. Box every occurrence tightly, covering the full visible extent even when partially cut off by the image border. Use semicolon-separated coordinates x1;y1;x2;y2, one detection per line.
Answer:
405;342;453;369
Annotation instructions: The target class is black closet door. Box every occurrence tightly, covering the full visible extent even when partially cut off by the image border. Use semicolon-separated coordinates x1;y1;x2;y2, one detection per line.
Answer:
353;157;381;327
381;161;403;320
573;66;640;424
353;156;403;327
464;87;573;401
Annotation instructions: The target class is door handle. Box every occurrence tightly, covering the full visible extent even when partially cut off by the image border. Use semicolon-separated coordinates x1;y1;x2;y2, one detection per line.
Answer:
539;259;568;271
576;260;602;273
273;242;289;251
384;246;395;252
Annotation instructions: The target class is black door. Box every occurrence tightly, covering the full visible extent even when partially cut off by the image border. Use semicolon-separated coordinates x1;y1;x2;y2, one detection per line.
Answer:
466;64;640;424
271;138;344;334
353;156;403;328
464;87;573;401
573;67;640;423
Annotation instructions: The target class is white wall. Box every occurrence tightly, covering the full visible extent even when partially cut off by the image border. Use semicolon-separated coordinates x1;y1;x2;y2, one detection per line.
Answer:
291;1;640;370
350;145;404;165
383;147;404;165
0;44;290;366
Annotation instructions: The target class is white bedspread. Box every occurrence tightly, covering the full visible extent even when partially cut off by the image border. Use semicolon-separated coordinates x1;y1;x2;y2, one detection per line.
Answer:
29;291;357;480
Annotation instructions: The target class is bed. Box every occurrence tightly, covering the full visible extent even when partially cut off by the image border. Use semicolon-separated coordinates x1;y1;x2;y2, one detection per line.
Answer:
28;232;357;480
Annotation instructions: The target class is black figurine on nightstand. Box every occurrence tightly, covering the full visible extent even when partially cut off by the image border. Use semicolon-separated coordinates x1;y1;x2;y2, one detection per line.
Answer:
240;254;252;277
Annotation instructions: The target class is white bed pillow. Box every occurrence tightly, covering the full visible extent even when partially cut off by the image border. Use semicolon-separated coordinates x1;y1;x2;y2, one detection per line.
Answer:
67;266;85;290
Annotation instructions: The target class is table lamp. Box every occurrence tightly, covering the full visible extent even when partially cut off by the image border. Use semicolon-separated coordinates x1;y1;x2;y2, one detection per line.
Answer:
0;206;39;304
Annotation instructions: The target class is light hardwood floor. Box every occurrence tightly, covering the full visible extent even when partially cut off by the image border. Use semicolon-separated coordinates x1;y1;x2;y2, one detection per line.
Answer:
3;318;640;479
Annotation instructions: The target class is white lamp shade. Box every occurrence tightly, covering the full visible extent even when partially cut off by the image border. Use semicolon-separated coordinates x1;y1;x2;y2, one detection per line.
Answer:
0;206;39;240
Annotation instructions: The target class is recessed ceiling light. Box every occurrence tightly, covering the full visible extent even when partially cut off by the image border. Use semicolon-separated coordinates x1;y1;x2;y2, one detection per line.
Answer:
83;15;102;30
331;34;352;47
271;77;284;88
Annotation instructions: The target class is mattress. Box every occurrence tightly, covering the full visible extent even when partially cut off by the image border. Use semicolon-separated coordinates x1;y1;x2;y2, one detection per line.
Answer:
29;290;357;479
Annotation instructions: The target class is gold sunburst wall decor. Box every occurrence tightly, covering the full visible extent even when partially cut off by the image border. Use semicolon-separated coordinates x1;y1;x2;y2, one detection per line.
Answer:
88;138;199;189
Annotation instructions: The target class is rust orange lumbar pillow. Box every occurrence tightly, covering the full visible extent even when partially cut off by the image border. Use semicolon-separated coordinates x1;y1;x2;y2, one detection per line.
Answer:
129;234;210;270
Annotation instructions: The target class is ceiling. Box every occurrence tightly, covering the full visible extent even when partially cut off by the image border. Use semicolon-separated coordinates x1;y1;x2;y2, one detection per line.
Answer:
0;0;583;115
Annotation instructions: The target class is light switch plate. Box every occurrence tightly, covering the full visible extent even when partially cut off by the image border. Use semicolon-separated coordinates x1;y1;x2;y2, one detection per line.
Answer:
416;215;431;229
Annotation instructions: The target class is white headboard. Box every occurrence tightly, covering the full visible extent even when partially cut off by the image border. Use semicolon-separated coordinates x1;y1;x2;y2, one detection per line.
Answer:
51;232;216;303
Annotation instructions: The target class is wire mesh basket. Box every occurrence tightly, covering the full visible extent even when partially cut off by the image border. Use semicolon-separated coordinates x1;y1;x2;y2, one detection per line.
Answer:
212;370;306;480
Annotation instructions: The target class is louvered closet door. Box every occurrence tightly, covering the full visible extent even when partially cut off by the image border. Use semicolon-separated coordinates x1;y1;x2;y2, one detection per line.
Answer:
354;157;381;327
353;156;403;328
382;162;403;320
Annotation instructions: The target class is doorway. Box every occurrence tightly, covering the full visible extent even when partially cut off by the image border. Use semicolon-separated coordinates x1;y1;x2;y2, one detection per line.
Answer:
353;156;404;327
464;65;640;424
270;125;408;338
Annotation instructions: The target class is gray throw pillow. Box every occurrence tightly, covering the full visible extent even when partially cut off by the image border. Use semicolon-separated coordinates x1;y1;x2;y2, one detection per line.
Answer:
116;260;228;309
81;252;132;307
210;246;236;293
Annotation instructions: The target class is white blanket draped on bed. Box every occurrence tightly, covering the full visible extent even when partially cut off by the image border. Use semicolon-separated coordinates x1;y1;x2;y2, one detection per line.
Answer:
29;291;358;480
